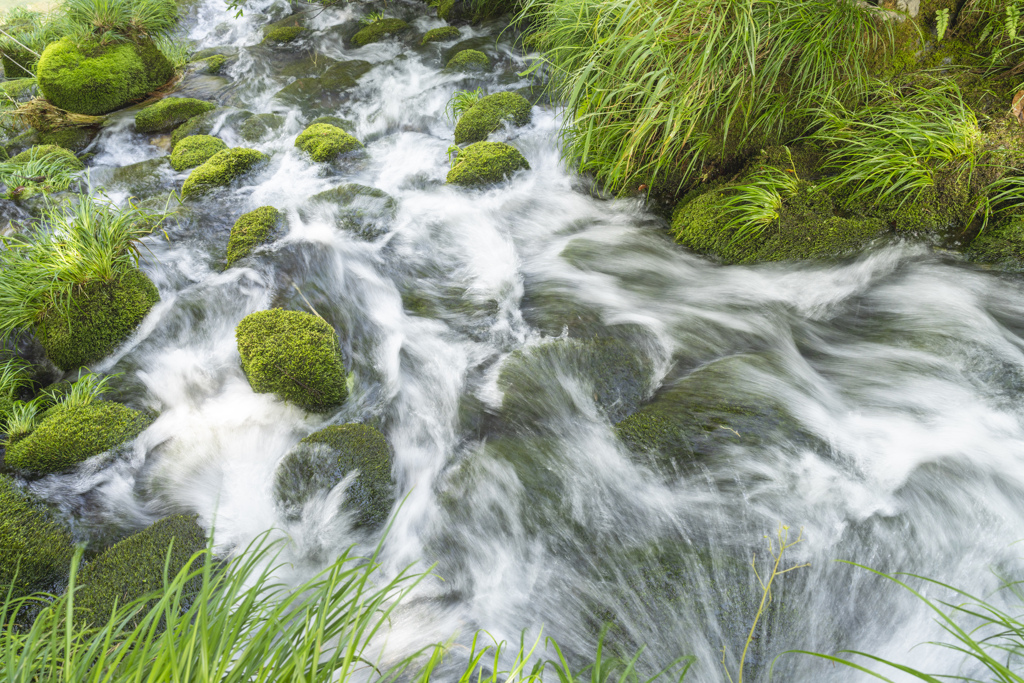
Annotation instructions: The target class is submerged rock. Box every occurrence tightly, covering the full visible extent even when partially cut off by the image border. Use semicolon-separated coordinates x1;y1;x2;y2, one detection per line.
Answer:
454;91;532;144
226;206;282;266
135;97;216;134
5;400;152;474
351;18;411;47
181;147;269;199
273;423;393;527
36;37;174;116
170;107;253;149
235;309;348;412
301;183;397;239
73;515;206;626
169;135;227;171
36;268;159;370
294;123;362;162
0;475;73;600
421;26;460;45
239;113;285;142
446;141;528;186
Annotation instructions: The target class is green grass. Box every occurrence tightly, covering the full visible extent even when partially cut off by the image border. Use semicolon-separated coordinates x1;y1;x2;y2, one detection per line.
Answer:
515;0;896;195
446;87;483;124
0;146;83;199
719;164;800;245
0;194;159;343
56;0;179;45
359;10;385;25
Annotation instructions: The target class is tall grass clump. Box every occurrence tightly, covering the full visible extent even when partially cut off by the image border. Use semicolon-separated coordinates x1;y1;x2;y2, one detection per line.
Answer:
810;81;984;211
791;562;1024;680
0;147;83;198
56;0;179;45
516;0;897;195
0;533;694;682
0;195;157;343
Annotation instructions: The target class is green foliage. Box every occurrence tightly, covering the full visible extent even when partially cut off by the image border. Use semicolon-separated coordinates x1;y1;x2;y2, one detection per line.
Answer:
0;474;73;601
3;398;45;442
57;0;179;45
810;81;983;212
168;134;226;171
445;86;482;124
180;147;268;199
421;25;460;45
274;423;393;527
0;196;159;365
293;122;362;162
51;370;115;409
454;91;533;144
359;10;386;26
0;145;83;198
4;399;151;474
134;97;215;134
516;0;896;195
0;357;29;408
718;165;800;245
74;515;205;627
0;9;61;78
226;205;279;266
238;113;284;142
446;140;529;186
36;37;174;116
445;48;489;72
235;309;348;413
153;33;192;68
351;17;410;46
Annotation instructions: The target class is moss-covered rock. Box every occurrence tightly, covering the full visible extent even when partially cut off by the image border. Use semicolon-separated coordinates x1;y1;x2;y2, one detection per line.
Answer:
262;15;307;44
454;91;532;145
36;268;159;371
37;128;96;153
193;54;227;74
301;184;397;239
74;515;206;627
168;134;227;171
169;107;253;149
0;475;73;600
421;26;460;44
239;113;285;142
274;423;393;527
0;77;35;101
235;309;348;412
36;37;174;116
499;336;654;426
966;214;1024;267
9;144;84;171
135;98;217;134
446;141;528;186
5;400;152;474
181;147;269;199
351;18;411;47
445;49;489;72
226;206;280;266
2;47;38;79
294;123;362;162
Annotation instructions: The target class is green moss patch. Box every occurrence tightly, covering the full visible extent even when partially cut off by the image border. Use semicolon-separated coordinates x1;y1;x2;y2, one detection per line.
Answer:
264;25;306;43
181;148;269;199
194;54;227;74
135;98;217;134
226;206;280;266
351;18;411;47
74;515;206;627
5;400;152;474
10;144;84;170
169;135;227;171
294;123;362;162
446;141;529;186
454;91;532;144
445;49;489;72
0;475;73;600
967;214;1024;267
235;309;348;413
0;77;35;101
274;423;393;527
421;26;460;44
239;113;285;142
36;37;174;116
36;268;159;371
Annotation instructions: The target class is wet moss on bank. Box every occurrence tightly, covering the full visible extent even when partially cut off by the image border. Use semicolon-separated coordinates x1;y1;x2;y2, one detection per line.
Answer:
0;474;73;601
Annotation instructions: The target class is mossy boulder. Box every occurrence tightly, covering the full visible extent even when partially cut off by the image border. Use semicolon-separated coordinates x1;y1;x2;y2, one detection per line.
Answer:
454;91;532;145
36;269;159;371
0;475;73;600
301;184;396;239
262;15;307;44
239;113;285;142
9;144;84;171
294;123;362;162
499;336;654;427
351;18;411;47
169;135;227;171
74;515;206;627
446;141;529;186
235;309;348;412
37;128;96;153
169;107;253;149
421;26;460;44
226;206;281;266
274;423;393;527
135;98;217;134
0;77;35;101
5;400;152;474
193;54;227;74
445;49;489;72
36;37;174;116
181;148;269;199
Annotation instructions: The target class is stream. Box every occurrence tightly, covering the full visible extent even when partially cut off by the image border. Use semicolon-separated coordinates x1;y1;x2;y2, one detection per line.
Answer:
20;0;1024;679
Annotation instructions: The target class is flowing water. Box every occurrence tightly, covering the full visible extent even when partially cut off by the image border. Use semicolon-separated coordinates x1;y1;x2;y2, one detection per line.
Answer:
21;0;1024;679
